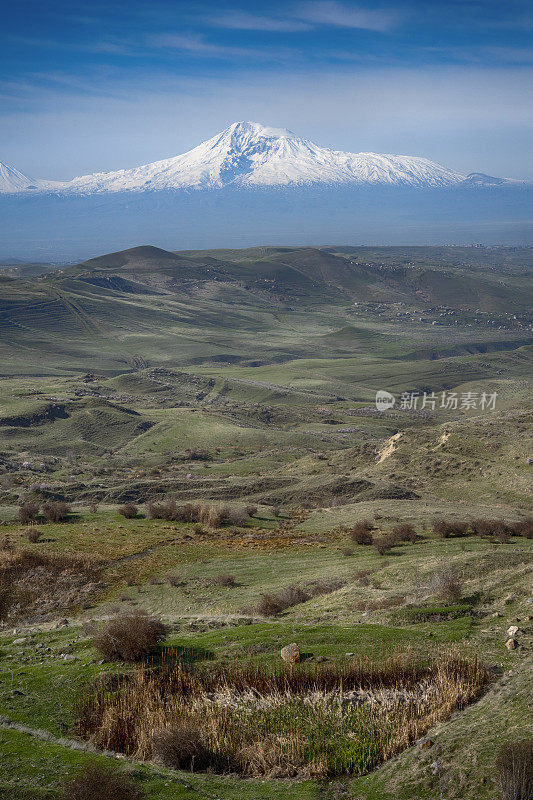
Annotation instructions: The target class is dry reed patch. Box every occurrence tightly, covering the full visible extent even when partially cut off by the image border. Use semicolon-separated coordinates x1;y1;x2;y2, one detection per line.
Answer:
0;547;102;622
75;651;491;778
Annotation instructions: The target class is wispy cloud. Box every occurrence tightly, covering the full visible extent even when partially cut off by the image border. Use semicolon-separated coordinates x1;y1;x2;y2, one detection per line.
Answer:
148;33;264;59
294;1;401;32
203;3;401;35
207;10;312;32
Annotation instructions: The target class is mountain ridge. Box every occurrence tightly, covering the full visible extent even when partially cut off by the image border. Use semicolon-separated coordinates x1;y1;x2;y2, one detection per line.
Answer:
1;121;517;195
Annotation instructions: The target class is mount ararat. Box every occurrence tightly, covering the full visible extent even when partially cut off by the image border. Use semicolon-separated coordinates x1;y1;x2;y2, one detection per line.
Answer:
0;122;530;259
0;122;517;194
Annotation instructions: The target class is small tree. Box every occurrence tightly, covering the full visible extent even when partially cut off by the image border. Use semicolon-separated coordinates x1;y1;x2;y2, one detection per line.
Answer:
245;505;258;518
25;528;42;543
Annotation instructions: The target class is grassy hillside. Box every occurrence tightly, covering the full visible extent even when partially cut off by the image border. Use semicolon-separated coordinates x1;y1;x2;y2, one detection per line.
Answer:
0;245;531;799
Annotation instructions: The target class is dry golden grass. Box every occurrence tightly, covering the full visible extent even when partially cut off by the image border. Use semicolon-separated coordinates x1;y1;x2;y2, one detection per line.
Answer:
0;547;102;621
75;650;491;778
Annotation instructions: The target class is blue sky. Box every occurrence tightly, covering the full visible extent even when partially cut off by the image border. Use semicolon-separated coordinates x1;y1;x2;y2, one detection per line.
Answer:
1;0;532;180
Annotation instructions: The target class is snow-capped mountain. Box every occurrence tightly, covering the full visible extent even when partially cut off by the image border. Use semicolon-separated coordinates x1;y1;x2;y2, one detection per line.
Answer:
4;122;475;195
0;161;36;193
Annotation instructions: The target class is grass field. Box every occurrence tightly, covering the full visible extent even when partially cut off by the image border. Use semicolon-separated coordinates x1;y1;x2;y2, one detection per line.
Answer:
0;245;532;798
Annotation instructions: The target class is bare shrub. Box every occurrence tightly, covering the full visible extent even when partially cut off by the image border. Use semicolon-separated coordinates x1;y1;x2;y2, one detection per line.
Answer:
374;535;395;556
210;573;236;588
245;505;258;518
349;521;374;545
199;504;247;529
430;568;463;603
271;505;281;517
182;502;201;523
25;528;42;543
88;502;99;513
256;579;345;616
167;574;185;587
58;761;143;800
511;517;533;539
354;569;373;586
433;519;469;539
391;523;417;543
118;502;138;519
42;501;70;523
495;740;533;800
470;518;511;538
18;502;40;525
151;724;211;770
340;546;354;557
146;499;180;521
184;448;212;461
92;610;167;662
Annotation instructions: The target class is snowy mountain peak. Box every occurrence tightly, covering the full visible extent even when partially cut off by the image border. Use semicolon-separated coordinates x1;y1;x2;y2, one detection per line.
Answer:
4;122;510;195
0;161;36;193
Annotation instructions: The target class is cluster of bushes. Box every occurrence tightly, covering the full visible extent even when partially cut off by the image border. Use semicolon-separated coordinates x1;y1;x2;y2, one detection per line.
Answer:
18;500;70;525
433;517;533;541
337;521;418;556
91;610;167;662
339;515;532;558
256;578;345;616
373;524;418;555
146;499;249;528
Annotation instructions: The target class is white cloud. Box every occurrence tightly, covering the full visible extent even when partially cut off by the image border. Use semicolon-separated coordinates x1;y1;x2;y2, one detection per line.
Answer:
294;1;401;32
207;11;312;32
148;33;261;58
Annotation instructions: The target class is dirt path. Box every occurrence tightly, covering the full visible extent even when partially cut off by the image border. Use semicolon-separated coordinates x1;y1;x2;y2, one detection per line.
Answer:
376;431;403;463
0;715;212;797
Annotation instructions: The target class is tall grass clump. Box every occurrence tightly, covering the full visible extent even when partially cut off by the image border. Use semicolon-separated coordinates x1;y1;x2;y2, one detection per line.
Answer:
75;651;491;778
146;499;246;528
495;740;533;800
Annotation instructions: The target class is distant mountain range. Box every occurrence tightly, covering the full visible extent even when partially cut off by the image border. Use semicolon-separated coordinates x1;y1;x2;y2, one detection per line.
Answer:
0;122;521;194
